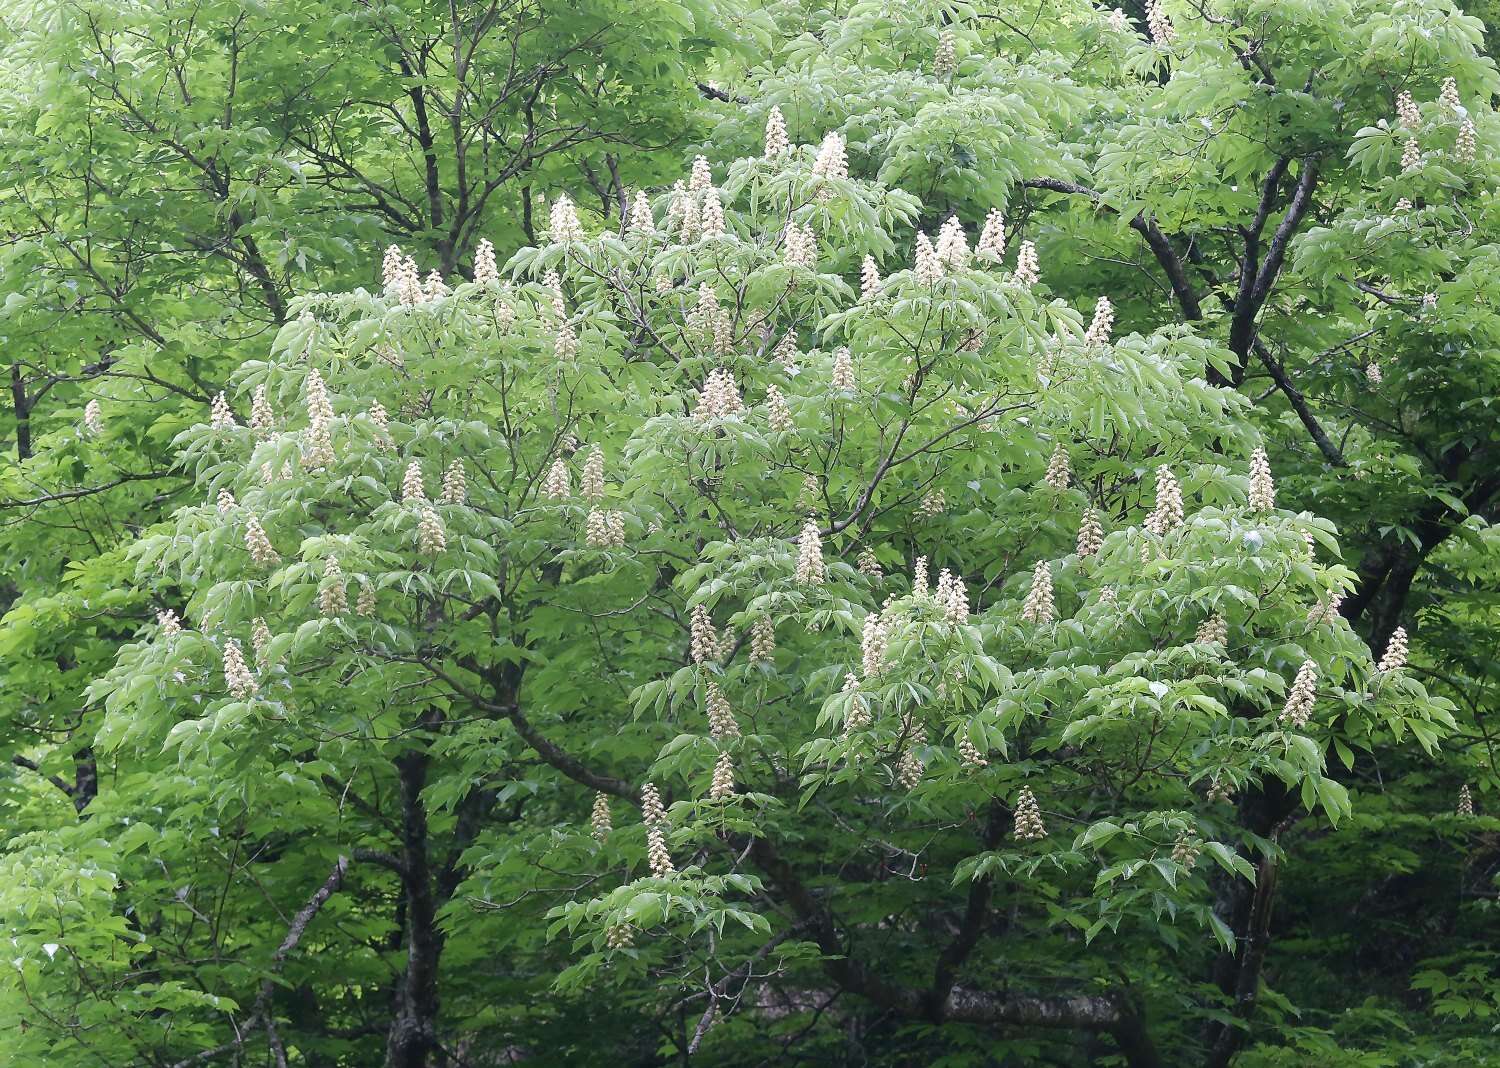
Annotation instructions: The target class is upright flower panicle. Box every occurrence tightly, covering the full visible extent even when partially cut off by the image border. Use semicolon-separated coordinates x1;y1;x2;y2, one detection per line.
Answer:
210;392;237;430
1457;117;1477;163
402;461;427;503
1013;786;1047;840
1402;138;1422;171
1013;240;1040;286
795;517;825;584
628;190;655;235
356;579;376;617
245;515;280;567
689;155;713;192
811;131;848;180
764;105;790;157
1247;447;1276;512
382;244;405;289
1076;508;1104;557
580;447;605;502
223;639;257;699
250;385;274;438
1145;467;1185;535
320;557;347;617
861;610;889;677
1396;90;1421;128
935;215;969;267
1440;76;1461;112
423;270;449;301
689;603;720;665
549;194;585;242
417;506;446;555
783;221;816;268
914;232;944;285
1194;614;1228;645
1279;659;1319;729
830;347;855;393
700;189;726;240
590;793;612;841
1020;560;1056;623
1378;626;1409;672
395;255;423;307
1044;443;1071;489
157;609;182;636
473;239;498;286
860;255;881;298
935;568;969;624
693;368;746;421
976;208;1005;261
1145;0;1173;46
749;617;776;665
933;29;957;77
83;399;103;436
766;385;793;433
912;555;930;598
705;679;740;739
1082;296;1114;347
251;618;273;669
640;782;673;876
1458;784;1475;817
215;489;237;515
842;672;871;733
709;751;736;800
543;457;571;500
441;459;467;505
857;547;882;579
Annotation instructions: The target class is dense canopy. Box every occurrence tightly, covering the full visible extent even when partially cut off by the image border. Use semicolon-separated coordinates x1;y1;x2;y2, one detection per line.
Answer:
2;2;1499;1066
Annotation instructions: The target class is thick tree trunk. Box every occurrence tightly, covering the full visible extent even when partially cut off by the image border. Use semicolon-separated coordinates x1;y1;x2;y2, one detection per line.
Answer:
385;748;445;1068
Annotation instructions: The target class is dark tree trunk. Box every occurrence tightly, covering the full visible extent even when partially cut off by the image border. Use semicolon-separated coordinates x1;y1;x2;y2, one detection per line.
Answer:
385;747;445;1068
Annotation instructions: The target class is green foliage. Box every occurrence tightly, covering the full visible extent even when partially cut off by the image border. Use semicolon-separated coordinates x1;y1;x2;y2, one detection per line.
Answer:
4;0;1500;1064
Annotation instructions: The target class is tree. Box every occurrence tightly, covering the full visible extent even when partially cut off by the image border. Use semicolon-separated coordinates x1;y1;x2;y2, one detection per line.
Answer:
699;0;1500;1057
0;119;1449;1066
0;0;749;961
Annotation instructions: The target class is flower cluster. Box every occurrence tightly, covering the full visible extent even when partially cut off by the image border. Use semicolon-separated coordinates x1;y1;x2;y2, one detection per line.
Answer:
690;603;721;664
441;459;467;505
1377;626;1409;672
223;639;257;699
1013;786;1047;840
795;518;825;584
1279;659;1319;729
749;617;776;665
935;568;969;624
933;29;956;78
1082;296;1114;347
319;556;347;617
830;347;855;393
861;610;889;677
1145;467;1185;535
1020;560;1055;623
693;368;746;422
1194;614;1227;645
1247;446;1276;512
417;506;446;555
1076;509;1104;557
641;783;674;877
245;515;280;567
1145;0;1173;46
976;208;1005;261
590;793;612;842
1013;240;1039;286
1044;443;1071;489
709;751;736;800
764;106;789;157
